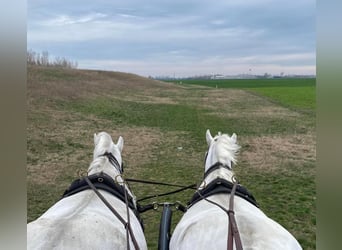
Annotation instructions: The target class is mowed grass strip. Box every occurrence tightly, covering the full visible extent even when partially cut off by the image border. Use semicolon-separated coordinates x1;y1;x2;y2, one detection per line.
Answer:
62;97;309;140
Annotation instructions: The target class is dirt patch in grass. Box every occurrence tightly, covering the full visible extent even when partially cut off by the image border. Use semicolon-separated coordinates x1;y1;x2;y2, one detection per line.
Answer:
121;93;178;105
119;127;163;176
199;89;300;119
238;131;316;173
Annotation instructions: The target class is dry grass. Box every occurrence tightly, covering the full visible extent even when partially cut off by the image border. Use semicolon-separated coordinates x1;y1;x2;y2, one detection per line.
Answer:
27;109;164;185
27;65;177;105
239;132;316;173
198;89;301;119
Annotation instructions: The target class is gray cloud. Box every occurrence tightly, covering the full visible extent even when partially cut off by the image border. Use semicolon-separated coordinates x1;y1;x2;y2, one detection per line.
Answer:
27;0;315;76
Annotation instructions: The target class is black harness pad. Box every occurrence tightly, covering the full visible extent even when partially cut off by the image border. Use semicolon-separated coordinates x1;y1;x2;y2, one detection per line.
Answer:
62;172;145;230
188;178;259;208
62;172;136;211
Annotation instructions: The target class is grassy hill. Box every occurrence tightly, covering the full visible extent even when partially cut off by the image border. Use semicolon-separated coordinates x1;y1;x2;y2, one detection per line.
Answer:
27;66;316;249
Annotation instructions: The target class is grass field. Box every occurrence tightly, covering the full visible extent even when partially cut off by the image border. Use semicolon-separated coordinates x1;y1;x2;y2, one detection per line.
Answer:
27;66;316;249
169;78;316;111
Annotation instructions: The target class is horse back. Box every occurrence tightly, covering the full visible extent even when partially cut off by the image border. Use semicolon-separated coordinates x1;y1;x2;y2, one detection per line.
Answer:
170;194;302;250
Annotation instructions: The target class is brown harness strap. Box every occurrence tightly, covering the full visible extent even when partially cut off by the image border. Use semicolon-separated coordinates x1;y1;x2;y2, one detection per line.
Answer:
195;180;243;250
84;176;140;250
227;181;243;250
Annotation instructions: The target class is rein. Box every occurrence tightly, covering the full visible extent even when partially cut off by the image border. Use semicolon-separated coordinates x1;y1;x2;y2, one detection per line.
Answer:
86;152;139;250
125;178;197;204
227;179;243;250
195;163;245;250
84;176;140;250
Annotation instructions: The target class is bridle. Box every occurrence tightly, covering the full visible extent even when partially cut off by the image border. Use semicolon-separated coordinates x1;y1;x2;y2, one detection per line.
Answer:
100;151;124;173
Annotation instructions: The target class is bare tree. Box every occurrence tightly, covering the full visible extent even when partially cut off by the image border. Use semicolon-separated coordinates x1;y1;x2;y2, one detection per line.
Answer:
27;49;36;65
27;49;78;69
41;51;49;66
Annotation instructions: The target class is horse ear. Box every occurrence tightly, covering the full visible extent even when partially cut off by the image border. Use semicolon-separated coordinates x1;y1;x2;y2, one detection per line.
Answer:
94;133;98;145
117;136;124;152
206;129;213;146
231;133;237;142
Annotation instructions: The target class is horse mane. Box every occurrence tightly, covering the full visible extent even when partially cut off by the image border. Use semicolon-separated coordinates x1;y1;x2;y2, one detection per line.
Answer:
212;133;240;166
88;157;107;173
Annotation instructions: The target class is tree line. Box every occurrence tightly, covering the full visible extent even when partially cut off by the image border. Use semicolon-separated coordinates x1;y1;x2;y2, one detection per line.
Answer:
27;49;78;69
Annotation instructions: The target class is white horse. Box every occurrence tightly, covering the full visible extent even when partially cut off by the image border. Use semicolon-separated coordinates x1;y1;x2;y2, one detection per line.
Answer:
27;132;147;250
170;129;302;250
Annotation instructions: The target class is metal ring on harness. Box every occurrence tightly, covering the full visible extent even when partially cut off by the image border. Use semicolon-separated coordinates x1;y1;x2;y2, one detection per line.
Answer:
199;180;207;190
115;174;125;185
231;175;238;184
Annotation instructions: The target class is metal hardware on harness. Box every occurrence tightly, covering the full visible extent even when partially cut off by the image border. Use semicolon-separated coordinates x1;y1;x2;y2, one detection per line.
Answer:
198;180;207;190
115;174;125;185
141;201;187;213
153;202;159;210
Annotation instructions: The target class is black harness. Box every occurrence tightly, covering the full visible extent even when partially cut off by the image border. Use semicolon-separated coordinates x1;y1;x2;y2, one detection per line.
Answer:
61;152;144;229
62;172;136;210
188;163;259;208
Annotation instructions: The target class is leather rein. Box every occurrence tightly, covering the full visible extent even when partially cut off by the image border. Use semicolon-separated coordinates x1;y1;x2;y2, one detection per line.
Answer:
83;152;140;250
200;163;243;250
227;178;243;250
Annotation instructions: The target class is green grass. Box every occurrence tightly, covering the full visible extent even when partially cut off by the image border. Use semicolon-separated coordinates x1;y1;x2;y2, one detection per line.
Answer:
27;183;63;222
249;86;316;111
169;78;315;88
171;78;316;112
239;165;316;249
61;97;310;140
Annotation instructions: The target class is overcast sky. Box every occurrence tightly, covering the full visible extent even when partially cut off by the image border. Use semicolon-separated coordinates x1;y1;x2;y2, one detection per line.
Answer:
27;0;316;77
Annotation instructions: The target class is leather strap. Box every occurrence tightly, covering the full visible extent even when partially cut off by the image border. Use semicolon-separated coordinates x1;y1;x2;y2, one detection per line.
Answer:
84;176;140;250
227;181;243;250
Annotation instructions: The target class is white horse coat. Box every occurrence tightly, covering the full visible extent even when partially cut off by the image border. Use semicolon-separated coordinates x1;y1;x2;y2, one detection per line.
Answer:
170;129;302;250
27;132;147;250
